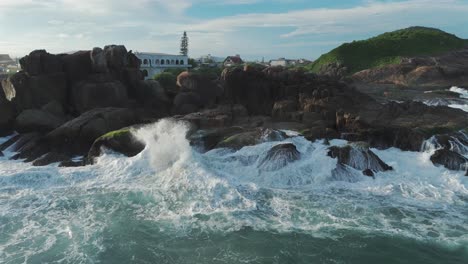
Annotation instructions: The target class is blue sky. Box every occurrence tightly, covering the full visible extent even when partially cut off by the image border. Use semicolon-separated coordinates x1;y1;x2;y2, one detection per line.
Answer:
1;0;468;60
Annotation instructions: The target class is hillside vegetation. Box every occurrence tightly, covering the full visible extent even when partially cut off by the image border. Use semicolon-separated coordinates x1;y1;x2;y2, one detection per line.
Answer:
308;27;468;74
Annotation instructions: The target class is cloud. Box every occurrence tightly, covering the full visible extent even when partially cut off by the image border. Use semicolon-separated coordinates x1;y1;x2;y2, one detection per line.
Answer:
1;0;468;59
184;0;468;38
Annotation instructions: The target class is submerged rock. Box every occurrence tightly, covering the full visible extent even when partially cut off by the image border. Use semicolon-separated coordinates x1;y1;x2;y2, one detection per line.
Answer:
258;143;301;171
328;142;392;178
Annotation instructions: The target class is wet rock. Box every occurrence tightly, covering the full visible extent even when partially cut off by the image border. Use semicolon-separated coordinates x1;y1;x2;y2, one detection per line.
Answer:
258;143;301;171
430;149;468;171
10;133;49;162
32;152;71;166
328;142;393;177
189;126;245;151
216;128;287;150
59;160;85;167
87;128;145;163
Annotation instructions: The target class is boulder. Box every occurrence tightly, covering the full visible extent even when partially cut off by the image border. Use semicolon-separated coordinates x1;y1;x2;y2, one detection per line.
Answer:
430;149;468;171
221;67;275;115
176;71;221;107
15;109;65;133
216;128;287;150
46;107;139;154
91;47;108;73
328;142;393;177
1;71;67;111
71;75;128;113
87;128;145;163
258;143;301;171
62;51;93;85
19;50;63;76
135;80;171;113
103;45;128;74
180;104;248;130
173;92;202;115
189;126;245;151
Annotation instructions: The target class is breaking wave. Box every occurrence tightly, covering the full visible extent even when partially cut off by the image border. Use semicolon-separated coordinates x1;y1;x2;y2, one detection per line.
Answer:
0;119;467;263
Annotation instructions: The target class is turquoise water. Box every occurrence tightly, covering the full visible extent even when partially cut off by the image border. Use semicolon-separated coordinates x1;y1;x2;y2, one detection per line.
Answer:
1;120;467;263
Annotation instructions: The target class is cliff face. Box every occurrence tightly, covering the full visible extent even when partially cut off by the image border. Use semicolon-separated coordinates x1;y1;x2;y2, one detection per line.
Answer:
352;48;468;88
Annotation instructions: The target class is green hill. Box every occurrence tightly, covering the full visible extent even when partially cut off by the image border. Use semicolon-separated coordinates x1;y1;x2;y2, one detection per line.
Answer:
308;27;468;74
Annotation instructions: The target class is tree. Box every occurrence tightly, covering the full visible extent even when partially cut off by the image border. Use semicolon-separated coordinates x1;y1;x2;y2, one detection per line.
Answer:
180;31;188;56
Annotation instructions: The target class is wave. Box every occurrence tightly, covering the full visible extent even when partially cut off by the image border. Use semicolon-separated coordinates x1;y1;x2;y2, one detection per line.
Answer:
0;119;467;263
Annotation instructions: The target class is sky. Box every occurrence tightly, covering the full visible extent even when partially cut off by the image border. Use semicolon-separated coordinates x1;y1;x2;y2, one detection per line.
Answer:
1;0;468;61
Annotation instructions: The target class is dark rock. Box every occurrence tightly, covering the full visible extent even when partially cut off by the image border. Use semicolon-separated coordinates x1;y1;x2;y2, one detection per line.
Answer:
32;152;71;166
1;71;67;111
352;48;468;88
180;104;248;130
87;128;145;163
10;133;49;162
189;126;245;151
271;100;298;120
19;50;63;76
173;92;202;115
0;134;21;152
258;143;301;171
430;149;468;171
362;169;375;177
15;109;65;133
46;107;139;155
0;85;15;135
41;100;65;118
328;142;393;176
216;128;287;150
177;71;221;107
62;51;93;85
71;75;128;113
59;160;85;167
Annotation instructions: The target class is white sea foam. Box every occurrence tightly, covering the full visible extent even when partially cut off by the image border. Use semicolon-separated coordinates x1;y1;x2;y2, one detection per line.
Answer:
0;119;467;262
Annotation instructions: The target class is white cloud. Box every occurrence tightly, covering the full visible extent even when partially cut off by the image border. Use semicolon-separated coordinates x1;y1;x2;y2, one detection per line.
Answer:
1;0;468;59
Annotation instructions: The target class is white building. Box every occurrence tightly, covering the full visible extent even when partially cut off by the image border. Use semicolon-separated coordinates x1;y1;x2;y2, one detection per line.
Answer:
134;52;190;79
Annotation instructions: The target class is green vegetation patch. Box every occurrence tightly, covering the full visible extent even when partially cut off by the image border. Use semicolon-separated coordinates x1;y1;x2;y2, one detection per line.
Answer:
307;27;468;74
98;128;131;140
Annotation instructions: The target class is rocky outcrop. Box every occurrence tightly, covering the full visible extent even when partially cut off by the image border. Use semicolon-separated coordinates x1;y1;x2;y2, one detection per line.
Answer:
328;142;393;178
1;71;67;112
430;149;467;171
87;128;145;163
15;109;65;133
71;74;128;113
0;84;15;135
174;71;222;114
45;107;139;154
352;48;468;88
216;128;287;150
258;143;301;171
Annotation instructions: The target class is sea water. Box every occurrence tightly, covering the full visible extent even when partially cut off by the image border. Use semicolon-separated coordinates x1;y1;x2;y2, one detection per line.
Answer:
0;119;467;263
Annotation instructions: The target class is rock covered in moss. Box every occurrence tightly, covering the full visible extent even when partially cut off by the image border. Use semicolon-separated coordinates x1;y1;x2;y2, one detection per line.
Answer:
87;128;145;163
